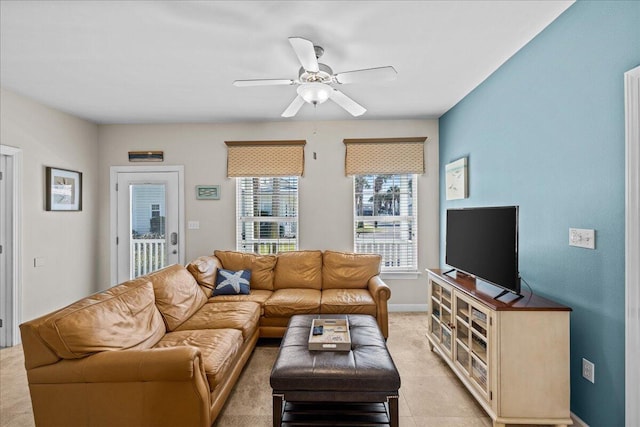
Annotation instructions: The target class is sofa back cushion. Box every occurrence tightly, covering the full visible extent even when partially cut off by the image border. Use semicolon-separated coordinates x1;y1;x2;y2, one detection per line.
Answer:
274;250;323;290
186;255;222;296
149;264;208;331
322;251;382;289
37;278;165;359
214;250;277;291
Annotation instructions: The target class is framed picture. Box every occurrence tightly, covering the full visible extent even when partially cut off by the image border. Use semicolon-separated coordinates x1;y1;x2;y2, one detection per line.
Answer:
196;185;220;200
128;151;164;162
46;167;83;211
445;157;468;200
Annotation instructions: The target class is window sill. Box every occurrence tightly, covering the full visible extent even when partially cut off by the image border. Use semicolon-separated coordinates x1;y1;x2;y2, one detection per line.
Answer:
380;271;422;280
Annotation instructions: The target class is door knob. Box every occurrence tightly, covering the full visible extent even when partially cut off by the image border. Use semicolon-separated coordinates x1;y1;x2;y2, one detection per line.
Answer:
171;232;178;245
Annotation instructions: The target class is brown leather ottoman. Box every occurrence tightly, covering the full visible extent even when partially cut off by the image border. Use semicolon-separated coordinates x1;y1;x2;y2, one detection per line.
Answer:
270;314;400;426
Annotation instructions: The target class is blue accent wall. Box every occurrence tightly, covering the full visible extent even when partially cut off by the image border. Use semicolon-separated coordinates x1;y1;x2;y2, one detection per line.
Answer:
438;1;639;425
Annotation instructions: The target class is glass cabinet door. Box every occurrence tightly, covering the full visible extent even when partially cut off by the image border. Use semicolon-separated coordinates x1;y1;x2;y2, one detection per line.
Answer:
429;279;453;355
469;300;490;396
453;293;490;399
454;296;471;375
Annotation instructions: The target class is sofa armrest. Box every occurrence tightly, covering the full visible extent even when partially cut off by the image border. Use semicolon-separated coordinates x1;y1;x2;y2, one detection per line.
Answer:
368;275;391;302
28;346;207;384
368;275;391;338
26;347;212;427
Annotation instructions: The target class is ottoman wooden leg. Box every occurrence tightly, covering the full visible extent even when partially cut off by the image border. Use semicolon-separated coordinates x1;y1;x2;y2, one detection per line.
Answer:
272;393;284;427
388;395;399;427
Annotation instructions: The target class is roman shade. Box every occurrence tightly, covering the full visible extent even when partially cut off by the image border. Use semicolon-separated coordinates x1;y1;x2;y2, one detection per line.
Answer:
225;140;306;177
343;137;427;175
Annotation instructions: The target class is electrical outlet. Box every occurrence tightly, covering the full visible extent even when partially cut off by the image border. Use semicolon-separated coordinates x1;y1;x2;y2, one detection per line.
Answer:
582;358;595;383
569;228;595;249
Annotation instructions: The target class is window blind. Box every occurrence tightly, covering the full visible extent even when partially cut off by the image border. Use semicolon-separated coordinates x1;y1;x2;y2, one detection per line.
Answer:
225;140;306;177
236;176;298;254
343;137;427;176
354;173;418;271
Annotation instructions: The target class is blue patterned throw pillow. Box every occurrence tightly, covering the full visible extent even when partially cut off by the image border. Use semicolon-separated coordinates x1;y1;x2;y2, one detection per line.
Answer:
213;269;251;296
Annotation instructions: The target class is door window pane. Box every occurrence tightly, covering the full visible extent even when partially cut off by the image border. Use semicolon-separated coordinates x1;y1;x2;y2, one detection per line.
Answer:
130;184;166;278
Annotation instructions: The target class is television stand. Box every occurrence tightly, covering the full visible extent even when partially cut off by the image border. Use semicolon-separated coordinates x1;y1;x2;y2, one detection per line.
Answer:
442;268;456;276
493;289;524;302
426;268;572;427
443;268;475;280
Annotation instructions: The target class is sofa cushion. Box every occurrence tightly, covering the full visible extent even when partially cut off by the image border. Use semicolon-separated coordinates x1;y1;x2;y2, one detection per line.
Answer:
175;301;260;340
208;289;273;309
38;278;165;359
154;329;243;391
274;250;322;290
186;255;221;295
322;251;382;289
321;289;377;316
263;289;321;318
148;264;208;331
214;269;251;296
214;250;276;291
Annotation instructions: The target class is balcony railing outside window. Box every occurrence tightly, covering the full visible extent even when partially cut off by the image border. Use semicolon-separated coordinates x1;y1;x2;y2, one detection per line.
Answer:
131;238;166;278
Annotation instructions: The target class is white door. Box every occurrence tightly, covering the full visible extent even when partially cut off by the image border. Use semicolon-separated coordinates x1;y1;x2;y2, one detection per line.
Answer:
0;154;13;347
625;65;640;427
116;171;181;283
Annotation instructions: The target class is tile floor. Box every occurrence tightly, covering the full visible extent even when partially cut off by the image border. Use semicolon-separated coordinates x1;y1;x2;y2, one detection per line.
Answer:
0;312;533;426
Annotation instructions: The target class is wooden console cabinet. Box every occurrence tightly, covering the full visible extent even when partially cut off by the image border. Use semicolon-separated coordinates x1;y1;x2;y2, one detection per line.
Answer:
426;269;572;427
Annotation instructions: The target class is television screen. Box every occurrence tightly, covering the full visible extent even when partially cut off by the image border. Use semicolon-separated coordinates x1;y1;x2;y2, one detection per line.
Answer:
446;206;520;294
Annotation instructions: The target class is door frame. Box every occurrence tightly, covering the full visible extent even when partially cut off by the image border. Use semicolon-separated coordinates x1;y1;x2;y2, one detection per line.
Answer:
625;65;639;427
110;165;185;285
0;145;22;346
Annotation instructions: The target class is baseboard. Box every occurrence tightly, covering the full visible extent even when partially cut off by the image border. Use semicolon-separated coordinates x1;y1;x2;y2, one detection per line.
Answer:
571;411;589;427
389;304;428;312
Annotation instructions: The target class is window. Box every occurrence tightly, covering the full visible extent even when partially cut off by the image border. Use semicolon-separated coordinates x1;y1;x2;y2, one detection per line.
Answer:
236;176;298;254
150;203;160;218
354;174;417;271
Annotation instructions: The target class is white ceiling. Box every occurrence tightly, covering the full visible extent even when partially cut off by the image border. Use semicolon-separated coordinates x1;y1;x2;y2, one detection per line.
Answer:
0;1;574;124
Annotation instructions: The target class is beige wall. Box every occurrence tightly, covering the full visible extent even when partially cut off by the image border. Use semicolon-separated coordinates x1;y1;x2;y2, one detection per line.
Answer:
0;88;99;321
98;119;438;306
0;87;438;318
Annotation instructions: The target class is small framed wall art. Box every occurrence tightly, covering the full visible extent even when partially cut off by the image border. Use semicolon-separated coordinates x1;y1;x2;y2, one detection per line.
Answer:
196;185;220;200
445;157;468;200
128;151;164;162
46;167;83;211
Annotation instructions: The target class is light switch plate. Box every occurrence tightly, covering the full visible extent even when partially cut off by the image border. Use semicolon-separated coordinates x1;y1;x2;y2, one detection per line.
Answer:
34;257;45;267
569;228;595;249
188;221;200;230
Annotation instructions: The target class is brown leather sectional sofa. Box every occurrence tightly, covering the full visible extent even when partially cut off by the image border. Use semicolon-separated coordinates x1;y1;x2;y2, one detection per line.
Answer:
20;250;391;427
189;250;391;338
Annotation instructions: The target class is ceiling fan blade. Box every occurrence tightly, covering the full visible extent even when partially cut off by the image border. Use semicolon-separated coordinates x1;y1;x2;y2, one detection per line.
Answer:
329;89;366;117
334;66;398;84
233;79;294;87
281;95;306;117
288;37;319;73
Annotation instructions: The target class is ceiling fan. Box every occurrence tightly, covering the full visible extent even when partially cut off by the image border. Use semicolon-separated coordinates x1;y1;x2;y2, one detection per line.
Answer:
233;37;397;118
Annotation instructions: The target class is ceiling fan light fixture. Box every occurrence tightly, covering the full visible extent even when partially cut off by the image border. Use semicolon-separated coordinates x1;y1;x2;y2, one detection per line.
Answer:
235;37;396;117
297;82;331;105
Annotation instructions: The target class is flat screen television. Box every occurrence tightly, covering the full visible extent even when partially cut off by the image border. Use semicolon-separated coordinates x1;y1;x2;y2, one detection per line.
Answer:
446;206;520;296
